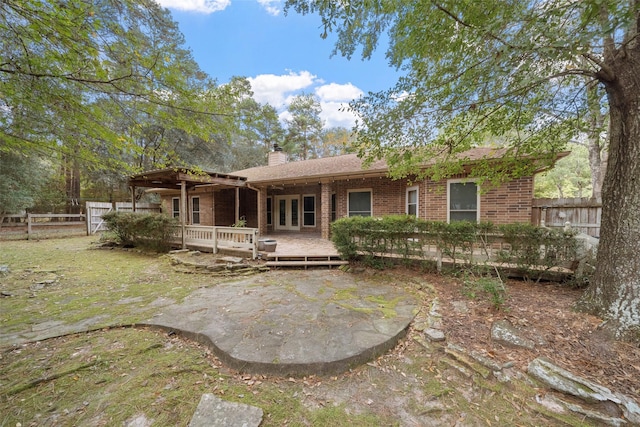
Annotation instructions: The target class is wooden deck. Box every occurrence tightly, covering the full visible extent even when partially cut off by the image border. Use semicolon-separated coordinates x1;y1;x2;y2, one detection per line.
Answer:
260;233;347;269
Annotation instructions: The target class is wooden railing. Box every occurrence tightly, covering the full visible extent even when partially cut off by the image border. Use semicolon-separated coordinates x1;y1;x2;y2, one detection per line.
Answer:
172;225;258;259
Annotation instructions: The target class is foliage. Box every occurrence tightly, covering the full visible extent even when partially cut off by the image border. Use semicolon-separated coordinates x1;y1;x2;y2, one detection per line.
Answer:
462;274;507;311
0;0;236;174
284;93;324;160
535;145;593;198
101;212;177;252
331;216;578;279
498;223;578;282
0;151;60;215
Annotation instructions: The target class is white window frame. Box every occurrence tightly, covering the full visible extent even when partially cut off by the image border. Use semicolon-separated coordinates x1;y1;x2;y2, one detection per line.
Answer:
191;196;200;224
347;188;373;217
171;197;180;219
302;194;316;227
447;179;480;223
406;185;419;217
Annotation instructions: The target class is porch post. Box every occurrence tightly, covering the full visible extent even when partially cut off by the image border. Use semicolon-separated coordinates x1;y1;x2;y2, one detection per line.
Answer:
180;181;187;249
256;187;264;235
320;181;331;240
235;187;240;224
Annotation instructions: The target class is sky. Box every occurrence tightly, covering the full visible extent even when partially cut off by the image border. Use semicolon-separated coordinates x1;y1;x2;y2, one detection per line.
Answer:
156;0;401;129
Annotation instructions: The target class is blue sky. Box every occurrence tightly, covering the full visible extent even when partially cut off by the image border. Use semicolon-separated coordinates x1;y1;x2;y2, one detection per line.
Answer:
157;0;400;129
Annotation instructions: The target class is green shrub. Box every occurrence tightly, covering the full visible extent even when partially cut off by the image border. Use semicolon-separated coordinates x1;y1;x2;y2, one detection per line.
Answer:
330;216;578;279
497;223;578;281
101;211;178;252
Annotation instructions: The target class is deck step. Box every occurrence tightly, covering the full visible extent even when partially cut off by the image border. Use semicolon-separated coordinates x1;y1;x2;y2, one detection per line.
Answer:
265;260;349;269
264;254;348;269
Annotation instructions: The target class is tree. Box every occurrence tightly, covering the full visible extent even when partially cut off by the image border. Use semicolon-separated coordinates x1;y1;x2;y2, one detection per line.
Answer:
284;93;324;160
0;0;235;177
285;0;640;340
319;127;355;157
535;145;592;198
0;151;48;217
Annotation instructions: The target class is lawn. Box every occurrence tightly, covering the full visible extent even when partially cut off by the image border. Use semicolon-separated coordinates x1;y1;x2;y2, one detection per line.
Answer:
0;236;604;426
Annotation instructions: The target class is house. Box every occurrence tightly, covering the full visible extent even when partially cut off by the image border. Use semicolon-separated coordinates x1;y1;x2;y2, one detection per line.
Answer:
130;147;565;243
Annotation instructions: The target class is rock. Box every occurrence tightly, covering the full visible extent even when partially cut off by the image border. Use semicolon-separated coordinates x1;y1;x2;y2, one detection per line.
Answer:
124;414;153;427
450;300;469;314
491;319;535;350
189;393;263;427
470;350;502;372
0;265;9;276
527;357;619;404
424;328;445;342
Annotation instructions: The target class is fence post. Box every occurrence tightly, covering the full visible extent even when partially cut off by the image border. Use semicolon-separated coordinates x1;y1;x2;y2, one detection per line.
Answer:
212;226;218;254
27;213;32;238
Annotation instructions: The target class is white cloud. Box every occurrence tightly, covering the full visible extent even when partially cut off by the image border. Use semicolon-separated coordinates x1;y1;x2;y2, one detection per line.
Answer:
319;100;358;129
257;0;281;16
247;72;364;129
156;0;230;14
157;0;280;14
248;71;318;106
315;83;363;129
315;82;363;102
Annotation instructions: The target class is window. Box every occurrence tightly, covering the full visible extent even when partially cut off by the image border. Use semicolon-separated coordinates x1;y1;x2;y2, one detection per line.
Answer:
406;186;418;217
448;181;479;222
172;198;180;219
191;196;200;224
266;197;272;226
331;193;336;222
348;189;372;217
303;195;315;227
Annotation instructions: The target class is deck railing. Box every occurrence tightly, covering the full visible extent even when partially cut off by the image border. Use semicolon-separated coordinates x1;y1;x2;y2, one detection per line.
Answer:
172;225;258;259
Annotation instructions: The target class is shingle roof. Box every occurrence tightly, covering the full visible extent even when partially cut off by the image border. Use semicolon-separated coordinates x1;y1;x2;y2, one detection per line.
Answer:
232;147;510;185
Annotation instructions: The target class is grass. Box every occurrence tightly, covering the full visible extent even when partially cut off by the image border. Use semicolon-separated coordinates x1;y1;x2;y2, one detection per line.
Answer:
0;236;598;426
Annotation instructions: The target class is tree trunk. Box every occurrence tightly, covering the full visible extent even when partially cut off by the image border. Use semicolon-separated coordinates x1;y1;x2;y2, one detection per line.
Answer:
581;48;640;341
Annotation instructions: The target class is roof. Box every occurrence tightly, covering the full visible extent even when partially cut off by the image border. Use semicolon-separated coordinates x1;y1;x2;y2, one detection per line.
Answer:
232;147;512;185
129;168;246;189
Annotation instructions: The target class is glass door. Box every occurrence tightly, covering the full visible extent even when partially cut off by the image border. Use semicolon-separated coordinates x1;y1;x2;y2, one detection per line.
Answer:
275;195;300;231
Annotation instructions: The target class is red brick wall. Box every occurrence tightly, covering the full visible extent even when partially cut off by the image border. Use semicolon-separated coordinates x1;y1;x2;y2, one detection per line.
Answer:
159;174;534;232
420;176;533;224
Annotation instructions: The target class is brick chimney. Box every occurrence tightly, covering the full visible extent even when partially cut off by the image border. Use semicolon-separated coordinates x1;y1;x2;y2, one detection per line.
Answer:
268;144;287;166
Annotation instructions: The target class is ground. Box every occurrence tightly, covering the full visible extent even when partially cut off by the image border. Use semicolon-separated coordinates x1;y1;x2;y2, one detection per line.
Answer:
1;237;639;426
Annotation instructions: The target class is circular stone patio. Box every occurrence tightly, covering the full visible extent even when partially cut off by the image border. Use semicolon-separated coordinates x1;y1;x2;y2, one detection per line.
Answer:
142;270;418;376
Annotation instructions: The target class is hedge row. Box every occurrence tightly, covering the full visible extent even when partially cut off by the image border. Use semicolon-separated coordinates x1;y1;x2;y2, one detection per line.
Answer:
331;215;578;277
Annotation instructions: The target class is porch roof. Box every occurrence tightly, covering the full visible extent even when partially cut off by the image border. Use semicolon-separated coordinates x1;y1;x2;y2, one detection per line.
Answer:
128;167;247;189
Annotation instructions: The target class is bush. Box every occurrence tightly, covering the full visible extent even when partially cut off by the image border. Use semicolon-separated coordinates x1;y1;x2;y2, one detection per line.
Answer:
497;223;578;281
101;212;177;252
331;216;578;279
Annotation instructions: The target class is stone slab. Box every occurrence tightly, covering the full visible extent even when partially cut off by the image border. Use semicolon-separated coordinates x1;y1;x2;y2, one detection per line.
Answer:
188;394;263;427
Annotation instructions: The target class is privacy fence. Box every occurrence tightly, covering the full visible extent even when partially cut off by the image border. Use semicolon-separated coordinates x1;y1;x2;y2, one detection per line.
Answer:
531;197;601;238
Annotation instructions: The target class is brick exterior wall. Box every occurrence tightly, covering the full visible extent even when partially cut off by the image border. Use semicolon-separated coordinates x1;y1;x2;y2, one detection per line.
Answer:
159;174;534;234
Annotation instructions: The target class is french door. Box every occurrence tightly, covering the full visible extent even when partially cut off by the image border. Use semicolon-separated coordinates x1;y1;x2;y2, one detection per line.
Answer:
274;195;300;231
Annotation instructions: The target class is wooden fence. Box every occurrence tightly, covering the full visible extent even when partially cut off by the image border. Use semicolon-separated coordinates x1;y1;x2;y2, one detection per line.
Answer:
0;213;86;238
86;201;161;234
531;197;601;238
